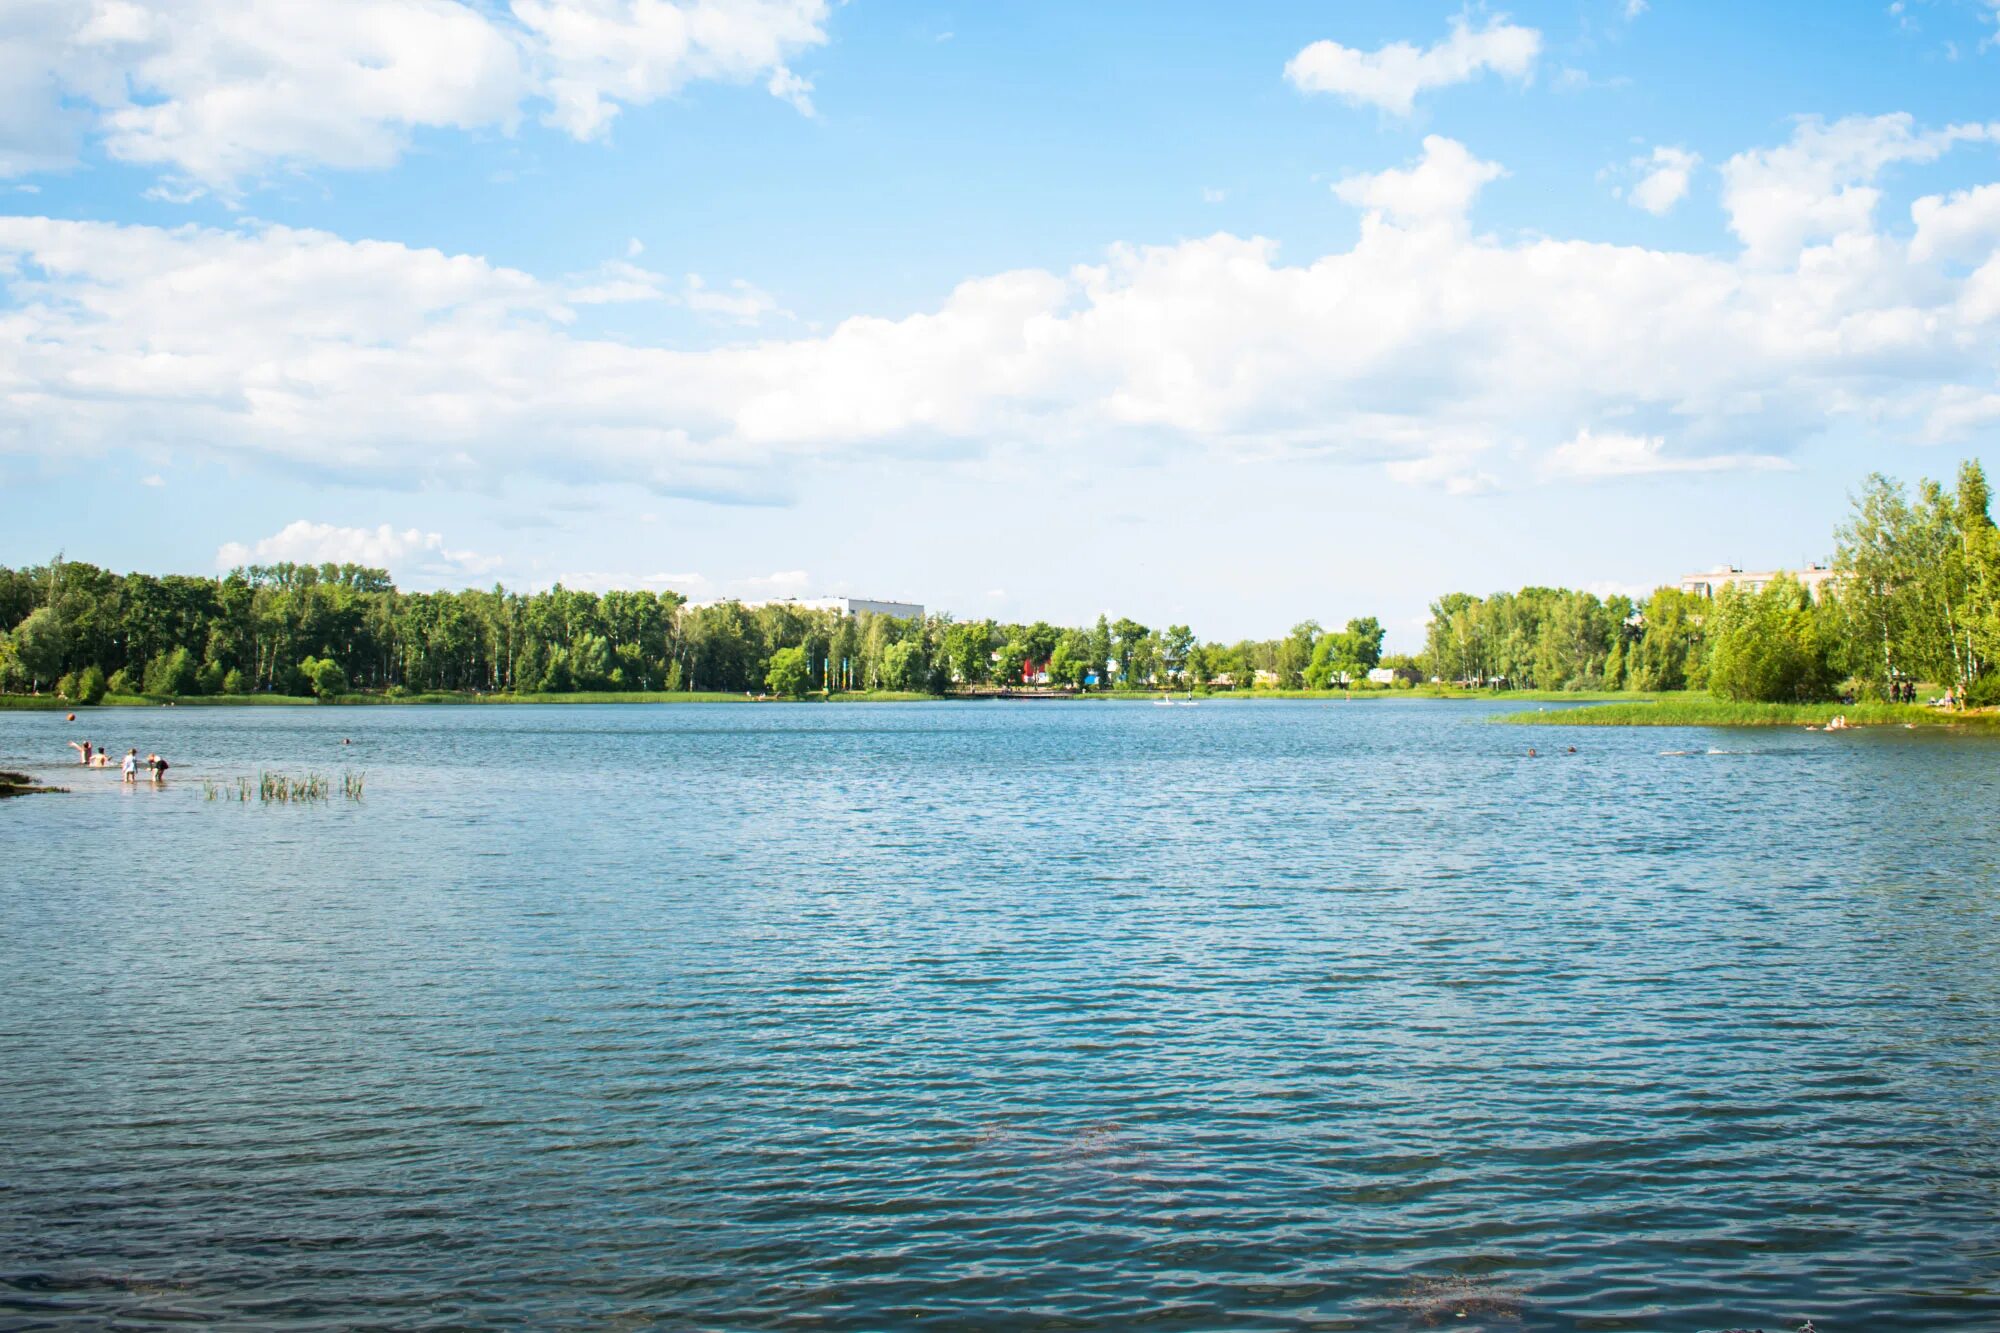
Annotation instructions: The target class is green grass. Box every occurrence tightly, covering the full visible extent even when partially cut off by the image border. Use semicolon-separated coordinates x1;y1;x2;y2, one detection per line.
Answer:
1501;697;1994;728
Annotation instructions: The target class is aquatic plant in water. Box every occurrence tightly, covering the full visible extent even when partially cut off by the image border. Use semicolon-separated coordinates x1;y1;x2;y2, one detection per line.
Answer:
242;771;364;803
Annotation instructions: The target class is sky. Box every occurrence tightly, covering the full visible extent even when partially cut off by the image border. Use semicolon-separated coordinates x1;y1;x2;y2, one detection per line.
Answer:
2;0;1998;648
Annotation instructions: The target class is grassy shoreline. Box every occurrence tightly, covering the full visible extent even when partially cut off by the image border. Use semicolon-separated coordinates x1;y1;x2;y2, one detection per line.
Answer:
1503;698;1998;729
2;686;1668;710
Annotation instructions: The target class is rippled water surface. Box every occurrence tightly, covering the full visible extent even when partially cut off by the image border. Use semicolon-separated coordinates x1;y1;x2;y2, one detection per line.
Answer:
5;699;2000;1331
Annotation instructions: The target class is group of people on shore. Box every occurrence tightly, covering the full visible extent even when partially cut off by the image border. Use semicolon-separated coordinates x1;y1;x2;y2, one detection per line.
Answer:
67;739;170;783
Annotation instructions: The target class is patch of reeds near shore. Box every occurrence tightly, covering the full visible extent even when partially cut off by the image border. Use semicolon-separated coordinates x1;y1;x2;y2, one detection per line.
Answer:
260;771;328;802
1502;698;1992;728
202;777;254;802
235;771;366;803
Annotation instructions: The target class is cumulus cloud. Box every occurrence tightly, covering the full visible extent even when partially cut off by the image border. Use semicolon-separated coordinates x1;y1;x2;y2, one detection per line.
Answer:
216;521;501;576
1285;14;1542;115
1628;145;1701;215
1334;135;1505;226
515;0;827;137
4;117;2000;498
1541;429;1791;478
1720;112;1996;264
1910;181;2000;261
0;0;830;187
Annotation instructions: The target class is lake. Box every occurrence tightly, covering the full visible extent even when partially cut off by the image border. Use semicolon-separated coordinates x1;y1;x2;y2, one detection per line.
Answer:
3;699;1998;1330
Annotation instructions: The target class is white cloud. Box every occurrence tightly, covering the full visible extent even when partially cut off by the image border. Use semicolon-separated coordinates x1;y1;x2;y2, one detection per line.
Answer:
567;258;673;304
1625;0;1649;18
4;116;2000;499
1720;112;1996;264
1910;182;2000;261
140;473;164;486
682;273;782;323
1202;187;1227;204
216;520;500;576
1925;387;2000;439
566;261;783;322
1285;14;1542;116
1542;429;1791;478
737;569;810;595
1334;135;1505;226
0;0;830;187
1628;145;1701;215
516;0;826;137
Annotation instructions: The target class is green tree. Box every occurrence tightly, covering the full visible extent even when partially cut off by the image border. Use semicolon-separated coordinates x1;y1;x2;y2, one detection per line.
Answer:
1707;576;1836;703
143;647;198;697
1276;620;1319;688
9;606;67;691
880;640;929;692
1111;618;1148;687
1048;632;1092;689
74;665;107;705
995;639;1030;685
300;655;349;698
765;644;811;697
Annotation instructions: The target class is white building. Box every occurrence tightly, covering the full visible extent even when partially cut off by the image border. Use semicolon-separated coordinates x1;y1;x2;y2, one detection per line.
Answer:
1679;564;1837;602
685;595;924;620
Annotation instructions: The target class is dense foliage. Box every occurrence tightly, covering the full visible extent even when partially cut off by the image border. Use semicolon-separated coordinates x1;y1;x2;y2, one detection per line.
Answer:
3;464;1992;705
1425;461;1997;704
0;558;1385;699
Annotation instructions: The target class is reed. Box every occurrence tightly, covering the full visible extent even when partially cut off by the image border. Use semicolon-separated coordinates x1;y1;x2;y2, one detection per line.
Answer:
342;771;366;800
257;771;332;803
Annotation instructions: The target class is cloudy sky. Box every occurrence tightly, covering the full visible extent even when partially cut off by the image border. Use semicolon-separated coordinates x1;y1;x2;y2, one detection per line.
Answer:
3;1;1998;645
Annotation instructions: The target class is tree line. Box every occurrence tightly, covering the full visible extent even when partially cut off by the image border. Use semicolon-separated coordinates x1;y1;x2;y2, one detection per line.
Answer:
0;557;1389;701
3;462;1992;706
1424;461;1998;705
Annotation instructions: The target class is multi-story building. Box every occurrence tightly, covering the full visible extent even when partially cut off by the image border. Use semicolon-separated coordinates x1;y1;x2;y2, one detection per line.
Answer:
685;595;924;620
1679;564;1838;601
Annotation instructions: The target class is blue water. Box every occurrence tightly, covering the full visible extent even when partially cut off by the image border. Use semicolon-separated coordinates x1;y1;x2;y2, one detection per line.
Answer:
3;699;1998;1330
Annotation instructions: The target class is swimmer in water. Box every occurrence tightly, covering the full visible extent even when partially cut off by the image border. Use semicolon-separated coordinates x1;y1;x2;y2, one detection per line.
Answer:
1527;747;1537;758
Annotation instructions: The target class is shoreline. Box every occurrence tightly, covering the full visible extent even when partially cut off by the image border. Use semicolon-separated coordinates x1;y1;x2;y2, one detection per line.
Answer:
1503;698;2000;729
2;688;1673;710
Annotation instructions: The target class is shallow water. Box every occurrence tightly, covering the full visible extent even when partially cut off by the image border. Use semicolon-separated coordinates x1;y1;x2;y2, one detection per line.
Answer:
3;699;1999;1330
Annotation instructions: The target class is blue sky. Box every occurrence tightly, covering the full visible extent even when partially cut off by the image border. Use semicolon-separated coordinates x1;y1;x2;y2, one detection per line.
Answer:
3;0;1998;646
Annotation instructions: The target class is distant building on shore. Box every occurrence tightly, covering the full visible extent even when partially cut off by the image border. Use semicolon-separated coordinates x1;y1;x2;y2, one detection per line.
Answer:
685;595;925;621
1680;564;1838;602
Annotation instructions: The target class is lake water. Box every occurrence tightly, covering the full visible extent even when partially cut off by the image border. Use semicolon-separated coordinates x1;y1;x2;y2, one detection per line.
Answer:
3;699;1999;1330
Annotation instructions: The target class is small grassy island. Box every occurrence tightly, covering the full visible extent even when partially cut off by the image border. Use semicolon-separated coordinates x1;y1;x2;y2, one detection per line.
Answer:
0;770;65;798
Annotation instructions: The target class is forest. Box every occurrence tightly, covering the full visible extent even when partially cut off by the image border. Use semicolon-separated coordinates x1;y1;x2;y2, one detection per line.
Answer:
2;463;1994;707
0;554;1392;703
1424;462;1998;705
